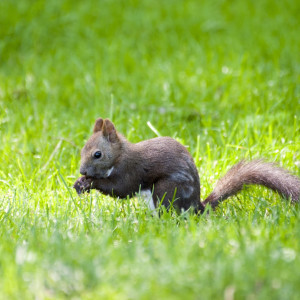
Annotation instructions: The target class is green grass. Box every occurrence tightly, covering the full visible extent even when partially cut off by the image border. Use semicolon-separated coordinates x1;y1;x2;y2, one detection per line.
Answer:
0;0;300;298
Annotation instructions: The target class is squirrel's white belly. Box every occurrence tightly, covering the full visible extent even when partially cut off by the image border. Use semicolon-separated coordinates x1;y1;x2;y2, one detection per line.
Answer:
139;189;155;210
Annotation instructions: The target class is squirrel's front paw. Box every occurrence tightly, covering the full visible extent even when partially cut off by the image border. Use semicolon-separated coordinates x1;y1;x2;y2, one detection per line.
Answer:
73;176;92;195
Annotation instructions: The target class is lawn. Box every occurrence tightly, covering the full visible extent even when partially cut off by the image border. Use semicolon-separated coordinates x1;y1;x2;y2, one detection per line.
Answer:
0;0;300;299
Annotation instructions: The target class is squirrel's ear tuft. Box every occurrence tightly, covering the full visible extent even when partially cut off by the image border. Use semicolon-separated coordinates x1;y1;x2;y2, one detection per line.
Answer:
102;119;118;142
93;118;104;133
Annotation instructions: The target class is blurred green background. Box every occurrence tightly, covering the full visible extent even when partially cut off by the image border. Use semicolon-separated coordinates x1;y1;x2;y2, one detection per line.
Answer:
0;0;299;299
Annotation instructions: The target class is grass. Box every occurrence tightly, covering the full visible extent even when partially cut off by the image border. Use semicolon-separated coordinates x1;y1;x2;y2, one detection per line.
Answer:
0;0;300;298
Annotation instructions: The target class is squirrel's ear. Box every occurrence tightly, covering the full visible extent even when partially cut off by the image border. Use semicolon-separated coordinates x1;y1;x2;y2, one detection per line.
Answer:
102;119;118;142
93;118;104;133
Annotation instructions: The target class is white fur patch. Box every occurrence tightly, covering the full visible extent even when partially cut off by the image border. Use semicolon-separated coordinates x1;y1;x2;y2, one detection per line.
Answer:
105;167;114;178
139;189;155;210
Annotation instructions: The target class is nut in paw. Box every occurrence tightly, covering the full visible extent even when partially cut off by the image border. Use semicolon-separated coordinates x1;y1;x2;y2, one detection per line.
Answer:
73;176;92;195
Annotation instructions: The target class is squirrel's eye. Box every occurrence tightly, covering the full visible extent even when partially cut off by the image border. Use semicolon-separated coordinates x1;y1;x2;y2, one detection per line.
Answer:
93;151;102;159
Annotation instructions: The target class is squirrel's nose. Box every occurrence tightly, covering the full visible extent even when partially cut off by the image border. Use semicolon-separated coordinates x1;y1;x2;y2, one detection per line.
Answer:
80;167;87;176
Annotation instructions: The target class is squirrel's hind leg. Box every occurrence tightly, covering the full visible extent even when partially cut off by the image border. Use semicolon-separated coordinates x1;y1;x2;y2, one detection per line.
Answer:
153;179;203;213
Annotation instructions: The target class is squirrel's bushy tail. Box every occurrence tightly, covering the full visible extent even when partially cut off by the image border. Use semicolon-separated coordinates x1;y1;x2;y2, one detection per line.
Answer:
202;160;300;209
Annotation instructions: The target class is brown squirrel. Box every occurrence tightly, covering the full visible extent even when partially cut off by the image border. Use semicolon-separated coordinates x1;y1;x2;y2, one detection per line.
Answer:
73;118;300;213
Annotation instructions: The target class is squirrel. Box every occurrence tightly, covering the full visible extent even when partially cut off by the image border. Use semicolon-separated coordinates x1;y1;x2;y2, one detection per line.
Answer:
73;118;300;213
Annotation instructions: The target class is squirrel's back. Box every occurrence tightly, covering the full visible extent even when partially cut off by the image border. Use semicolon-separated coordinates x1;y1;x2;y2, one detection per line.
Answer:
133;136;200;187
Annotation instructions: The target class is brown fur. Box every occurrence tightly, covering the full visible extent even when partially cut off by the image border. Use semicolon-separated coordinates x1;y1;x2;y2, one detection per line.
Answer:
203;160;300;208
74;118;300;212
